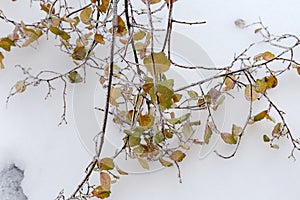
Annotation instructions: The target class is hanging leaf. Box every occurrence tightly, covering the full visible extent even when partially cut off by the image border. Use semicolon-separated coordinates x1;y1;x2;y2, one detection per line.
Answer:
98;0;110;13
68;71;83;83
40;3;55;14
204;123;212;144
133;31;146;41
109;16;127;37
262;51;275;61
187;90;198;100
265;76;278;89
224;75;236;91
182;124;193;140
0;37;15;51
166;113;191;125
142;82;154;93
159;157;173;167
129;135;141;147
98;158;115;171
143;52;171;75
263;135;270;142
92;186;111;199
138;114;153;128
232;124;242;136
254;79;268;93
221;133;237;144
137;158;150;170
80;7;93;25
272;123;282;137
94;33;105;44
244;85;259;101
72;46;87;60
21;22;43;47
100;172;111;191
142;0;162;4
169;150;186;162
116;166;128;175
271;144;280;149
109;87;121;107
15;80;26;93
153;131;165;144
49;26;70;40
0;52;4;69
253;110;268;122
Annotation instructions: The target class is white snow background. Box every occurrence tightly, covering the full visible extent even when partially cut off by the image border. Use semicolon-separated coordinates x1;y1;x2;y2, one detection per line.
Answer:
1;0;300;200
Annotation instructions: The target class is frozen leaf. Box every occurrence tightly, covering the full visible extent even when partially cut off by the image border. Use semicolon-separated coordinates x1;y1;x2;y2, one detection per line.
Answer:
143;52;171;75
49;26;70;40
166;113;190;125
159;157;173;167
254;79;268;93
234;19;246;28
0;52;4;69
80;7;92;25
100;172;111;191
182;124;193;140
232;124;242;136
94;33;105;44
92;186;111;199
68;71;83;83
263;135;270;142
133;31;146;41
72;46;87;60
0;37;15;51
221;133;237;144
116;166;128;175
169;150;186;162
98;158;115;171
153;131;165;144
265;76;278;89
204;123;212;144
188;90;198;100
253;110;268;122
15;80;26;93
244;85;259;101
224;75;236;91
137;158;150;170
138;114;153;128
21;22;43;47
142;0;162;4
253;53;263;62
262;51;275;61
98;0;110;13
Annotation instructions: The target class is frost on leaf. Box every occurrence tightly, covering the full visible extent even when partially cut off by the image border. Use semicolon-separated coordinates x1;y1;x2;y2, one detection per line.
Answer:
49;26;70;40
15;80;26;93
234;19;246;28
0;37;15;51
80;7;92;25
98;158;115;171
143;52;171;75
169;150;186;162
244;85;259;101
68;71;83;83
221;133;237;144
0;52;4;69
98;0;110;13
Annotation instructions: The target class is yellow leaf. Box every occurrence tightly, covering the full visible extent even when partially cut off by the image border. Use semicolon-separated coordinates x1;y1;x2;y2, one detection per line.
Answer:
72;46;87;60
49;26;70;40
109;87;121;107
92;186;111;199
224;75;236;91
94;33;105;44
169;150;186;162
0;37;15;51
253;110;268;122
262;51;275;61
98;0;110;13
265;76;278;89
232;124;242;136
159;157;173;167
254;79;268;93
0;52;5;69
244;85;259;101
221;133;237;144
116;16;127;37
133;31;146;41
143;52;171;75
80;7;92;25
21;22;43;47
15;80;26;93
116;166;128;175
98;158;115;171
40;3;55;14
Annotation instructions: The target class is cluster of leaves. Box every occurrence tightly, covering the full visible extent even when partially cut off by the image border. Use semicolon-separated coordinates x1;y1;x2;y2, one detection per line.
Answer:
2;0;300;200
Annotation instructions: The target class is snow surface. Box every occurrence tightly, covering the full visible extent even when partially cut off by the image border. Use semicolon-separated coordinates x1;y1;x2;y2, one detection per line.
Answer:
1;0;300;200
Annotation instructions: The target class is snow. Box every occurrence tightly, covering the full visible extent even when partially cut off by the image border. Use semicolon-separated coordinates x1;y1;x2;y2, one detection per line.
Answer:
1;0;300;200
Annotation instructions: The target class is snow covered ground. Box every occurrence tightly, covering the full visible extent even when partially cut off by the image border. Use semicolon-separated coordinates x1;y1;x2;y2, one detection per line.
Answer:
1;0;300;200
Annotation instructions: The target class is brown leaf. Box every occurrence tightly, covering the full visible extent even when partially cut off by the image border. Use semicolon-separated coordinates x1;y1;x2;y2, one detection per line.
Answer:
0;52;4;69
159;157;173;167
169;150;186;162
244;85;259;101
116;166;128;175
138;114;153;128
224;75;236;91
94;33;105;44
80;7;92;25
92;186;111;199
72;46;87;60
253;110;268;122
98;0;110;13
100;172;111;191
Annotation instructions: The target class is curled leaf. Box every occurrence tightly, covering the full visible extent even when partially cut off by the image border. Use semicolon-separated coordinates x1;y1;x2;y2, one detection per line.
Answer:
94;33;105;44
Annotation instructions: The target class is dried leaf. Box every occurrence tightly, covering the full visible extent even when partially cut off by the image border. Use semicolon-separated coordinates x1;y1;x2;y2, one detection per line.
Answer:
98;0;110;13
204;123;212;144
68;71;83;83
271;144;280;149
138;114;153;128
109;87;121;107
116;166;128;175
159;157;173;167
232;124;242;136
265;76;278;89
244;85;259;101
182;124;193;140
94;33;105;44
0;52;4;69
129;135;141;147
109;16;127;37
224;75;236;91
72;46;87;60
166;113;190;125
254;79;268;93
221;133;237;144
0;37;15;52
137;158;150;170
21;22;43;47
40;3;55;14
92;186;111;199
172;93;182;103
143;52;171;75
100;172;111;191
169;150;186;162
272;123;282;137
49;26;70;40
262;51;275;61
80;7;92;25
133;31;146;41
15;80;26;93
98;158;115;171
253;110;268;122
254;28;262;34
